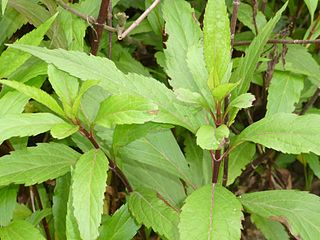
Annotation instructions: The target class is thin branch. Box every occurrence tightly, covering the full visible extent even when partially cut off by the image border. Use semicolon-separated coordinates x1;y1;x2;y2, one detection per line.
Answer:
234;38;320;46
300;88;320;115
107;0;113;58
230;0;240;49
252;0;259;34
91;0;110;55
118;0;161;40
56;0;116;32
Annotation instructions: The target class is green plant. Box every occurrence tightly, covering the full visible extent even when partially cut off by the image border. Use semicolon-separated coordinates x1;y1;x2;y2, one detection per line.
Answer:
1;0;320;239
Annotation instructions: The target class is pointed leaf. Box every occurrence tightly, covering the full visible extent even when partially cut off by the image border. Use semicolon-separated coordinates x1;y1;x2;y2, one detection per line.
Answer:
0;185;19;226
240;190;320;240
0;143;80;186
179;184;243;240
0;91;29;116
0;113;64;145
0;220;45;240
304;0;318;21
72;149;108;240
229;93;256;109
128;187;179;240
211;82;238;102
2;0;8;15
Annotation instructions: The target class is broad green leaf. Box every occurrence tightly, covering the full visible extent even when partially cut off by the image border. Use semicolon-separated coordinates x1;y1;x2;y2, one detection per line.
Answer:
0;185;19;226
66;185;81;240
266;71;304;116
0;143;80;186
0;220;45;240
231;2;288;96
179;184;243;240
98;204;140;240
0;14;56;78
53;174;71;240
227;142;256;186
0;80;65;117
72;149;109;240
128;188;179;240
95;95;158;128
229;93;255;109
2;0;8;15
9;45;203;132
175;88;206;107
215;124;230;145
240;190;320;240
51;123;79;139
304;0;318;21
0;113;64;145
12;204;32;221
196;125;218;150
204;0;231;86
237;3;267;34
0;91;29;116
234;113;320;155
211;82;238;102
251;214;290;240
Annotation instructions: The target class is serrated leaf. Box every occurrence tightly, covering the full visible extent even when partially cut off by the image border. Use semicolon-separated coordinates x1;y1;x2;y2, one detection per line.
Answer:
0;91;29;116
0;80;65;117
95;95;158;128
251;214;290;240
204;0;231;86
266;71;304;116
211;82;238;102
98;204;140;240
72;149;109;240
229;93;255;109
227;142;256;185
0;185;19;226
0;13;56;78
234;113;320;155
0;143;80;186
9;45;203;132
128;188;179;240
51;123;79;139
0;113;64;145
196;125;218;150
179;184;243;240
240;190;320;240
0;220;45;240
231;2;288;96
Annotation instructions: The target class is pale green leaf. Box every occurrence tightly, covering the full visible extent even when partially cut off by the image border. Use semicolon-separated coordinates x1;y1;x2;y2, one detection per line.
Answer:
231;2;288;96
302;153;320;179
12;204;32;221
227;142;256;186
98;204;140;240
0;14;56;78
0;113;64;145
251;214;290;240
240;190;320;240
2;0;8;15
179;184;243;240
0;143;80;186
51;123;79;139
304;0;318;21
128;187;179;240
215;124;230;144
0;220;45;240
0;185;19;226
229;93;255;109
237;3;267;34
266;71;304;116
66;184;81;240
9;45;203;132
204;0;231;85
0;80;65;117
145;0;163;35
196;125;218;150
211;82;238;102
72;149;109;240
234;113;320;155
0;91;29;116
175;88;206;107
95;94;158;128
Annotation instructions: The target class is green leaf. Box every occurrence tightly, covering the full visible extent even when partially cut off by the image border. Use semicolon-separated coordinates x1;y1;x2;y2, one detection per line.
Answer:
304;0;318;21
0;220;45;240
51;123;79;139
179;184;243;240
0;143;80;186
196;125;218;150
231;2;288;96
98;204;140;240
234;113;320;155
72;149;109;240
227;142;256;186
266;71;304;116
251;214;290;240
26;209;52;226
0;113;64;145
9;45;203;132
95;94;158;128
145;0;163;35
0;91;29;116
229;93;255;109
0;13;56;78
66;184;81;240
237;3;267;34
175;88;206;107
2;0;8;15
0;185;19;226
204;0;231;86
0;80;65;117
302;153;320;179
240;190;320;240
211;82;238;102
128;188;179;240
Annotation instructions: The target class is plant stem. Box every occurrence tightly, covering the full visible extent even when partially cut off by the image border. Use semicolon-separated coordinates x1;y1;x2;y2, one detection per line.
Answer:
118;0;161;40
230;0;240;49
211;150;222;183
234;38;320;46
300;88;320;115
107;0;113;58
91;0;111;55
